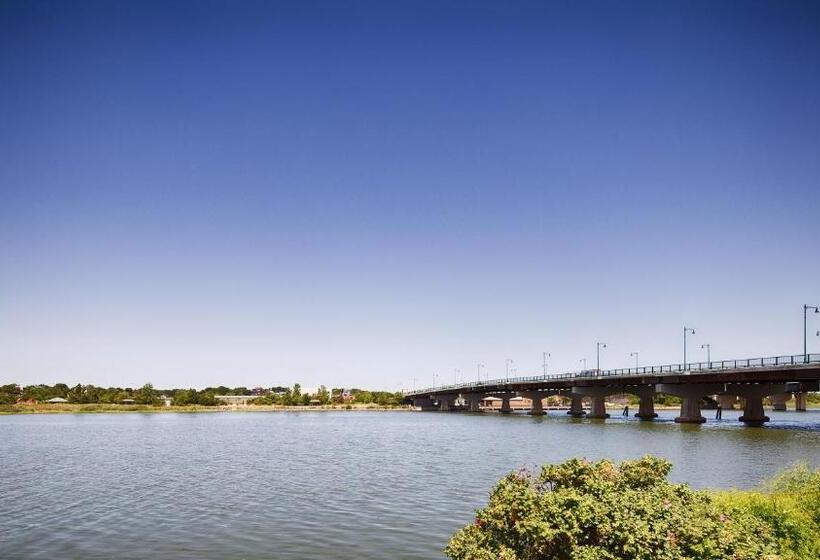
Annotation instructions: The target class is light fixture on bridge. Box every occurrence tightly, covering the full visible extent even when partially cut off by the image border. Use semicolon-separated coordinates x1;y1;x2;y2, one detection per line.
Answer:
596;342;608;372
804;304;820;363
683;327;696;370
701;343;712;366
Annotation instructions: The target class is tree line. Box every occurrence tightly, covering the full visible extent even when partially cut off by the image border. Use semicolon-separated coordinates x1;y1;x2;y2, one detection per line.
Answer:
0;383;404;406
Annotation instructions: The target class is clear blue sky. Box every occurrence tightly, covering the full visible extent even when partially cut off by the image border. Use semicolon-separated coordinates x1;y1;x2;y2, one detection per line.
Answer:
1;1;818;390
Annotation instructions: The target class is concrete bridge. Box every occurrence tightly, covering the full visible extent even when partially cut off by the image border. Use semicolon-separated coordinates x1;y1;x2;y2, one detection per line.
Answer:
405;353;820;426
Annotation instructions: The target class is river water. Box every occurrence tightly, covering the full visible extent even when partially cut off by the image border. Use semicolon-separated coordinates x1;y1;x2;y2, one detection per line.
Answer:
2;409;819;559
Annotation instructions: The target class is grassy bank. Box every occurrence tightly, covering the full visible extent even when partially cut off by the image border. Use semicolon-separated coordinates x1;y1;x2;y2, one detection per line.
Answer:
0;403;412;415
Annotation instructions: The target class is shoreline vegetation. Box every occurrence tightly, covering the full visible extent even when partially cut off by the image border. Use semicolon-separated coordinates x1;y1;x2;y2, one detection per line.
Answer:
446;456;820;560
0;382;405;414
0;402;411;415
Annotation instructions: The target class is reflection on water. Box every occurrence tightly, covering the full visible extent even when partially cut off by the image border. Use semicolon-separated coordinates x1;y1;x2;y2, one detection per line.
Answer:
1;409;819;559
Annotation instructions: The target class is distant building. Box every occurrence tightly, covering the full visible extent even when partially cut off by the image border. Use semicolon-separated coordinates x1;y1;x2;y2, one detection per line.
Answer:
215;395;260;406
159;395;173;407
121;398;135;404
44;397;68;404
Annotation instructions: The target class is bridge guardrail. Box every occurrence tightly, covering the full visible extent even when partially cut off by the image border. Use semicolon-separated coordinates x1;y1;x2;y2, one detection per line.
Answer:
406;352;820;396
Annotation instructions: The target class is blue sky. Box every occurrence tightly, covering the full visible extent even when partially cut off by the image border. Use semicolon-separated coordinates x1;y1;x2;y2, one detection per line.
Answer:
1;1;818;390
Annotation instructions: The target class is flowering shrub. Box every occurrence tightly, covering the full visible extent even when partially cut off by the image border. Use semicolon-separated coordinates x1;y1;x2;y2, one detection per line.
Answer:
446;456;818;560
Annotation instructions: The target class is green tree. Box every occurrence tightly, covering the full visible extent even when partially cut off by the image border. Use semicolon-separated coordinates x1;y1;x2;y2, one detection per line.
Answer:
136;383;156;405
316;385;330;405
0;383;21;404
446;456;785;560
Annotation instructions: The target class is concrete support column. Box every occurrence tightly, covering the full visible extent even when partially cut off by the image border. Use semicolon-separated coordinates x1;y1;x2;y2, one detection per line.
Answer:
464;394;485;412
519;392;545;415
679;396;705;424
436;394;457;412
567;395;585;417
738;396;769;426
500;395;512;414
716;394;737;410
657;383;724;424
636;395;657;419
771;393;789;411
572;386;619;419
411;396;436;411
628;386;657;420
724;383;786;427
588;396;610;419
795;393;807;412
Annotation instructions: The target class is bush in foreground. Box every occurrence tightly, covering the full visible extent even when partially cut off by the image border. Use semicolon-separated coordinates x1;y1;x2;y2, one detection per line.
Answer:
445;456;820;560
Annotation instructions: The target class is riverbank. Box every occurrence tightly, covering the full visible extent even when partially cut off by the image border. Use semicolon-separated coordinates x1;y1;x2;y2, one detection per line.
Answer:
0;403;413;415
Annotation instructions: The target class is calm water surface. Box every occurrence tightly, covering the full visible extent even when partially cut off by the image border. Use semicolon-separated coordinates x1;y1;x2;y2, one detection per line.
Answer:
2;409;819;559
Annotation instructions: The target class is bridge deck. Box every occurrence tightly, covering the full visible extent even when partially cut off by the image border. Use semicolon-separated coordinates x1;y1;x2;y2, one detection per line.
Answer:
407;353;820;397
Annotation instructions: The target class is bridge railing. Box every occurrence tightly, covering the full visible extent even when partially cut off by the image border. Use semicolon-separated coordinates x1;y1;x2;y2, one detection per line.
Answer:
407;352;820;396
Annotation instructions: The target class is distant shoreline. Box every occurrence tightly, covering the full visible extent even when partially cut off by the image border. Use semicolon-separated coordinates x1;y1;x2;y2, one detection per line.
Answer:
0;403;413;415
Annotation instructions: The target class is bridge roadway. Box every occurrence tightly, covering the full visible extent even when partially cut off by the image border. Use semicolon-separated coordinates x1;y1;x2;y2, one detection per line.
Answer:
405;353;820;426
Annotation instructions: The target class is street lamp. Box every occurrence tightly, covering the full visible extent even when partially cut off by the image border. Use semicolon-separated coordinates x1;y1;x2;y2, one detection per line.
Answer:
596;342;607;372
477;363;485;383
701;343;711;366
804;304;819;363
542;352;551;376
579;358;587;370
433;373;438;388
505;359;513;381
454;368;460;385
683;327;696;370
629;352;639;368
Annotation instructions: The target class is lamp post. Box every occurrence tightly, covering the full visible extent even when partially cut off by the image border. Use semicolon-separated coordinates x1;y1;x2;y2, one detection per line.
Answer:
579;358;587;370
505;359;513;381
477;363;485;383
542;352;550;376
433;373;438;388
683;327;696;370
630;352;639;368
596;342;607;372
701;343;711;366
804;304;819;363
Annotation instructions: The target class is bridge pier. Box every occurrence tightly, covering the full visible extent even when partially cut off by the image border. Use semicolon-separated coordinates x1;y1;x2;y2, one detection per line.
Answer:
588;396;608;419
572;387;616;419
725;384;786;426
657;383;724;424
771;393;790;411
739;397;769;426
795;392;807;411
519;392;545;415
412;397;437;411
500;395;513;414
464;393;485;412
436;394;458;412
567;395;585;417
628;386;657;419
